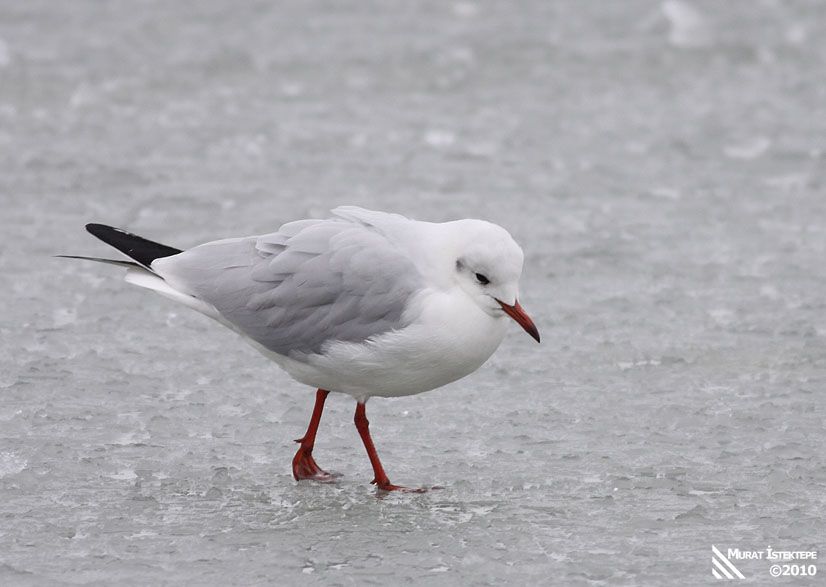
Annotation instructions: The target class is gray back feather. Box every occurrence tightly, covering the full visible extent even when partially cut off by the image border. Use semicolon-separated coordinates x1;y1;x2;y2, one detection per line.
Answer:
153;214;422;357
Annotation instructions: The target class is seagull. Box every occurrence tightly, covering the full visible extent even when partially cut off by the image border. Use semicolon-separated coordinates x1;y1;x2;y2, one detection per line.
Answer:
63;206;539;492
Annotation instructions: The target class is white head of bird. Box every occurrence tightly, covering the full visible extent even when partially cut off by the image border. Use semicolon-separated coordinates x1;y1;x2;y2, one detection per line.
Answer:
446;219;540;342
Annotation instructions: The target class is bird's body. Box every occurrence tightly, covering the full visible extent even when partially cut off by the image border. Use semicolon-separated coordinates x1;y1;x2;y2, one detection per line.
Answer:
69;206;539;491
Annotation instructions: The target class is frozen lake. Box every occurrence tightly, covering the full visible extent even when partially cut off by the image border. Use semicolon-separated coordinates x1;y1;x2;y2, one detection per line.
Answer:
1;1;824;584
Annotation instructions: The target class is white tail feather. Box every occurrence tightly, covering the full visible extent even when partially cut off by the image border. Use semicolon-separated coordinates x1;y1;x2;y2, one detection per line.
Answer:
124;267;228;326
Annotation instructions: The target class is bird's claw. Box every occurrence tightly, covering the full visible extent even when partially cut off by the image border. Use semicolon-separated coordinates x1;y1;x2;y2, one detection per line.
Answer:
292;447;340;482
372;479;430;493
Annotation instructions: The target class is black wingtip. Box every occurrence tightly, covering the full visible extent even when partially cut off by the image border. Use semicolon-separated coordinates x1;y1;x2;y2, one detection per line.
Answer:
55;254;142;268
85;223;107;236
84;223;182;268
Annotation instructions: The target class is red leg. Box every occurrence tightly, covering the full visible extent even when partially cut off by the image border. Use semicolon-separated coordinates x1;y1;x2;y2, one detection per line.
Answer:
292;389;337;482
354;401;425;493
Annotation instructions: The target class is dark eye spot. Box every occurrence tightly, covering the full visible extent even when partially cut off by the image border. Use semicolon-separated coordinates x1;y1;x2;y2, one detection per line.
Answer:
475;273;490;285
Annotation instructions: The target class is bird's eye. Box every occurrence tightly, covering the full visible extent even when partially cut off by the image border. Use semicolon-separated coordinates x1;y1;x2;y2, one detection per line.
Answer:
475;273;490;285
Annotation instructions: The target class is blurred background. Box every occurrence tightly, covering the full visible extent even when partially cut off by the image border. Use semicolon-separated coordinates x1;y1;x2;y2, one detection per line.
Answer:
1;1;824;584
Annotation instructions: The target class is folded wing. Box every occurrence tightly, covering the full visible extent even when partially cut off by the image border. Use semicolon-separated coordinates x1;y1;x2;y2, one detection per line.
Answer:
152;212;422;357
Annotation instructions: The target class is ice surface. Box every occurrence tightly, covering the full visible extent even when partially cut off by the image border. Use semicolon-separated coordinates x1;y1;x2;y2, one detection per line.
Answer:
661;0;712;48
0;38;9;69
1;0;825;585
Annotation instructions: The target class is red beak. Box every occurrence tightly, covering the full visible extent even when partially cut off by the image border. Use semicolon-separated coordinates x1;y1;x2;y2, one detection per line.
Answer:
497;299;540;343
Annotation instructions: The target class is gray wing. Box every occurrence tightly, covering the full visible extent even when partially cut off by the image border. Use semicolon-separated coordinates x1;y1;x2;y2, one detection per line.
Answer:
152;215;422;357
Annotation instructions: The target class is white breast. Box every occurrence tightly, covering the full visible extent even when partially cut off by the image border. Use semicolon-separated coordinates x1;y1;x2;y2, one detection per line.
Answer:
263;288;508;400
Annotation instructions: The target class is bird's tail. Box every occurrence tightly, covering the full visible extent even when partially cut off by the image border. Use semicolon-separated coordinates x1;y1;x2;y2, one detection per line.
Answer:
60;224;227;326
83;224;182;269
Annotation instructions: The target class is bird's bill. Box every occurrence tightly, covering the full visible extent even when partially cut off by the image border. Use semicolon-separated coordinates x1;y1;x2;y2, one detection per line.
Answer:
497;299;540;343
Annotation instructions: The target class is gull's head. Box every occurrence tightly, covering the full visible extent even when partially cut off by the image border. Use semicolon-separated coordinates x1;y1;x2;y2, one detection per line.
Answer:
450;219;540;343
